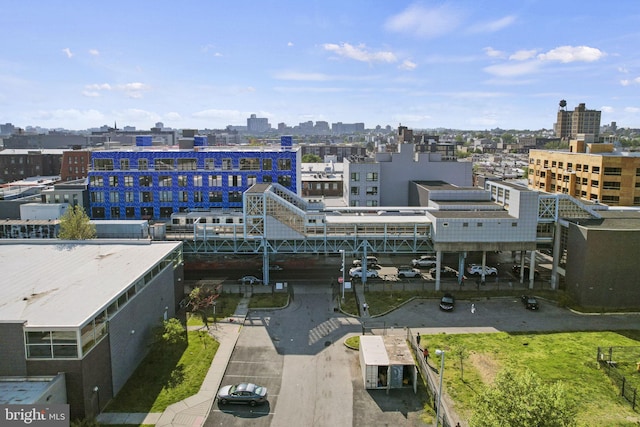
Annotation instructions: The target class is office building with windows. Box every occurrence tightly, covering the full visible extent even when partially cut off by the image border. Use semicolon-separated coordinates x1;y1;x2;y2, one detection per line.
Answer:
554;102;601;140
0;240;184;419
528;137;640;206
87;136;300;220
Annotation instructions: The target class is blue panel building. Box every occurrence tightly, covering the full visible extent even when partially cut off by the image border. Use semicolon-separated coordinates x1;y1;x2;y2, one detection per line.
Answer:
87;137;300;220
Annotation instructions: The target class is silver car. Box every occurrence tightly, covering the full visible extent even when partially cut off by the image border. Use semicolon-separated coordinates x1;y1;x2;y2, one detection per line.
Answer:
217;382;268;406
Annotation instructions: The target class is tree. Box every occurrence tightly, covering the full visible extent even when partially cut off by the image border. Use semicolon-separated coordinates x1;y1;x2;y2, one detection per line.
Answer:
59;205;96;240
471;368;577;427
156;318;187;346
450;344;469;381
302;154;323;163
187;286;218;328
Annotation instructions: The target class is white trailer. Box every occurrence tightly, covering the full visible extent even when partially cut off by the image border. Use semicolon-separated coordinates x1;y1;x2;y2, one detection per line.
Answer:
359;335;417;392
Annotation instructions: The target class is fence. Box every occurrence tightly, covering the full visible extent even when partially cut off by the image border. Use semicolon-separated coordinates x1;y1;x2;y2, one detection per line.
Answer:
597;346;639;410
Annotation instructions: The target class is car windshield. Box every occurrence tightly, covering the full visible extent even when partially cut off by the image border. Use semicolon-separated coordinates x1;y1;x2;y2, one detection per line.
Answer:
442;297;454;303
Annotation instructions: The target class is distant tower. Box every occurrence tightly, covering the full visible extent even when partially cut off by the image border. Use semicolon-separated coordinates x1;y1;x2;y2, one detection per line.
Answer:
559;99;567;110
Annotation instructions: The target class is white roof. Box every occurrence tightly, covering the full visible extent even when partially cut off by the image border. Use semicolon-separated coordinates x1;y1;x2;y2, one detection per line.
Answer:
0;240;181;328
325;214;431;224
360;335;389;365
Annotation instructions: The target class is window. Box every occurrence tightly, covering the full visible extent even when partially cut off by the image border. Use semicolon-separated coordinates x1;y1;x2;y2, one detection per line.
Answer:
155;158;173;170
262;158;272;170
591;180;599;188
222;158;232;170
604;167;622;176
636;168;640;177
208;175;222;186
277;158;292;171
351;172;360;182
124;176;133;187
576;164;582;171
194;191;203;202
193;175;203;187
109;192;119;203
108;176;118;186
601;195;620;204
351;187;360;195
229;191;242;202
159;191;172;202
558;162;563;169
205;158;215;170
634;197;640;206
228;175;239;187
91;192;104;203
262;175;272;183
366;172;378;181
477;223;483;227
125;207;135;218
550;161;555;167
124;191;134;202
567;163;573;170
138;159;148;170
94;159;114;171
583;165;589;172
159;175;172;187
26;330;78;359
278;175;292;187
603;181;621;190
366;187;378;195
120;159;130;170
110;207;120;218
139;176;152;187
160;207;173;218
178;191;188;202
177;175;188;187
365;200;378;207
140;191;153;202
177;158;197;170
247;175;256;186
462;223;469;227
90;176;104;186
209;191;223;202
240;158;260;170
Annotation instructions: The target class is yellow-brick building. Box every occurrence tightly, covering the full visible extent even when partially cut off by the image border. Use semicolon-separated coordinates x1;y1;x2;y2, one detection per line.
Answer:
528;138;640;206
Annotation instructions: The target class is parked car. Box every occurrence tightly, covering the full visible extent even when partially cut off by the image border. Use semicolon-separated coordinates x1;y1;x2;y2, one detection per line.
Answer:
411;255;437;268
397;265;422;278
238;275;262;285
521;295;539;310
349;267;379;278
269;264;284;271
352;256;379;267
429;266;459;278
439;293;455;311
512;265;540;279
217;382;268;406
467;264;498;276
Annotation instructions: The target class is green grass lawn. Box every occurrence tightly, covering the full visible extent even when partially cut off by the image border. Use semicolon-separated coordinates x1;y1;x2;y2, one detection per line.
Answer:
186;293;242;326
104;330;218;413
421;330;640;426
248;292;289;308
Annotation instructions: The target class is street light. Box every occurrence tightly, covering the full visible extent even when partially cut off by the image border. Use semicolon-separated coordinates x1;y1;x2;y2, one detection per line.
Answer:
435;349;445;427
340;249;346;299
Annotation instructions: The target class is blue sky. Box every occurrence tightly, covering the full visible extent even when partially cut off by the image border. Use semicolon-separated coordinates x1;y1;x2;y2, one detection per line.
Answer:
2;0;640;131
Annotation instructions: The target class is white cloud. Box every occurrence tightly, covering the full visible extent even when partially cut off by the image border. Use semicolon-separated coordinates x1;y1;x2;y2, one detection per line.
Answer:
33;108;104;122
119;109;161;122
192;109;247;121
323;43;397;63
601;106;614;113
625;107;640;113
287;42;294;47
509;49;537;61
620;79;630;86
469;15;516;33
484;61;541;77
385;3;463;38
82;91;100;97
214;52;222;57
164;112;182;121
62;48;73;58
484;47;505;58
85;83;112;91
618;67;629;73
89;49;100;56
537;45;605;63
399;60;417;71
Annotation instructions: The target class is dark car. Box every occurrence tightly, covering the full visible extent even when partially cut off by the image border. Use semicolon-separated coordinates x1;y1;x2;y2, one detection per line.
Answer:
439;293;455;311
512;265;540;279
429;266;459;278
521;295;539;310
217;382;268;406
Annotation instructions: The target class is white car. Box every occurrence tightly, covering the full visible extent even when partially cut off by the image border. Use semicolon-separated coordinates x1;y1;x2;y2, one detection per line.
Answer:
349;267;379;278
466;264;498;276
238;275;263;285
397;266;422;278
411;255;437;268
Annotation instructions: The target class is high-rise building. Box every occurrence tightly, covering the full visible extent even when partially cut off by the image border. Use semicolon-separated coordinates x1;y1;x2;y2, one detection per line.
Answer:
554;101;601;140
247;114;271;133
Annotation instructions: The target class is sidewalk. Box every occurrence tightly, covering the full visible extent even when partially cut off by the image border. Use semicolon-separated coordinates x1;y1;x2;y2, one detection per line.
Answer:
97;296;250;426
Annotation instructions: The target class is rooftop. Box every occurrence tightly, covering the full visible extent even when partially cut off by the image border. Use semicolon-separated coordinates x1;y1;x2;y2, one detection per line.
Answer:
0;240;181;328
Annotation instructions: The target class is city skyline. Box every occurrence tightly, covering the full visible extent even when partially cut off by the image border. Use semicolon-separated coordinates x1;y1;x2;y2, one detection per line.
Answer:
2;1;640;131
